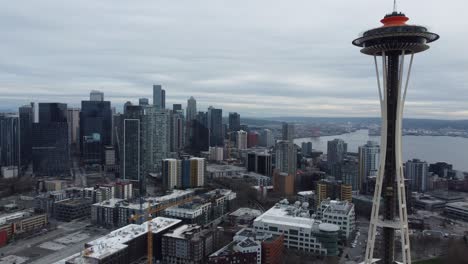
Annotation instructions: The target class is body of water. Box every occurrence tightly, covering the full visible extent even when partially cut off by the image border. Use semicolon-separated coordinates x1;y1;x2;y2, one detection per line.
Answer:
294;129;468;172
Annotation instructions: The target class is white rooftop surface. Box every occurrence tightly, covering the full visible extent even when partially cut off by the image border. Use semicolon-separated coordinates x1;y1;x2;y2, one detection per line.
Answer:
164;224;200;239
254;205;318;229
147;189;194;203
84;217;181;259
298;190;314;196
0;255;29;264
319;223;340;232
229;207;262;217
0;211;31;225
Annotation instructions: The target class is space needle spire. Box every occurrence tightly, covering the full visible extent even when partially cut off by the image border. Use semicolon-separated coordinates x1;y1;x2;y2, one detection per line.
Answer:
353;3;439;264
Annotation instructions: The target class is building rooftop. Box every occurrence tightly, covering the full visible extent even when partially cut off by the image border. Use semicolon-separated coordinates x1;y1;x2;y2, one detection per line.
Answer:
55;198;91;206
0;210;33;225
84;217;181;260
322;200;354;215
254;199;317;229
297;190;315;196
446;201;468;211
229;208;262;218
206;164;246;172
163;224;205;240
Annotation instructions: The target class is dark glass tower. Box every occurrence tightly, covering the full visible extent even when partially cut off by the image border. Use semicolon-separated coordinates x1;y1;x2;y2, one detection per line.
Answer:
353;9;439;264
19;103;34;170
32;103;70;177
80;100;112;164
0;114;19;169
208;107;223;147
228;112;241;132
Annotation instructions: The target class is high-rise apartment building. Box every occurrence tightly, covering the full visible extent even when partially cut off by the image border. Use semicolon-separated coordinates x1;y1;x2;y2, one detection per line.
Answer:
170;110;185;153
153;84;166;109
142;107;170;174
405;159;428;192
282;123;295;142
162;157;205;190
19;103;34;170
275;141;297;176
90;90;104;101
228;112;241;132
237;130;248;150
315;180;352;208
247;132;259;148
32;103;70;176
208;107;223;147
358;141;380;191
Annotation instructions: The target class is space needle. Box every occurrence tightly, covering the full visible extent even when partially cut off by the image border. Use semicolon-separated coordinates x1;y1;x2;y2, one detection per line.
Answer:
352;1;439;264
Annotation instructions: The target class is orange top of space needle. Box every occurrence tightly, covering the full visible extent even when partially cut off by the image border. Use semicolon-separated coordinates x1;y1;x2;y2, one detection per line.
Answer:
380;13;409;27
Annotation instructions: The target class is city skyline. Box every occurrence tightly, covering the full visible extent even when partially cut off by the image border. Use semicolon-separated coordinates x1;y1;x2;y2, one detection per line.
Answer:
1;0;467;119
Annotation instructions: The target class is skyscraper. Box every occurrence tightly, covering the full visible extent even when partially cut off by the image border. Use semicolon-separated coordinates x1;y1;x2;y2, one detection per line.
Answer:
405;159;428;192
358;141;380;191
153;84;166;109
236;130;247;150
327;139;347;176
275;141;297;177
228;112;241;132
207;107;223;147
32;103;69;177
282;123;295;142
186;97;197;121
301;142;313;156
142;107;170;174
90;90;104;101
121;104;144;184
80;98;112;164
19;103;34;170
67;108;80;146
170;109;185;153
353;5;439;263
259;129;274;148
172;104;182;112
247;132;259;148
0;114;19;169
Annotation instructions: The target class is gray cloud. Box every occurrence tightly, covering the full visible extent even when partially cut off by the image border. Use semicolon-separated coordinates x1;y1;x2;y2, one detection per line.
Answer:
0;0;467;119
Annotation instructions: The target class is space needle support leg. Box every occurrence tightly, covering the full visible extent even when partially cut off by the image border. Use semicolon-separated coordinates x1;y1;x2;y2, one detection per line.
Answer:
365;52;388;264
396;51;414;264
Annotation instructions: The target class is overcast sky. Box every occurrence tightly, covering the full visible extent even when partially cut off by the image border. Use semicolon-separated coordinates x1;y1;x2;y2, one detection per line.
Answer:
1;0;467;119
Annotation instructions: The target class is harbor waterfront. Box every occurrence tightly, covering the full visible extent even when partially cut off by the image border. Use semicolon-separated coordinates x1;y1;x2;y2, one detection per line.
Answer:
295;129;468;172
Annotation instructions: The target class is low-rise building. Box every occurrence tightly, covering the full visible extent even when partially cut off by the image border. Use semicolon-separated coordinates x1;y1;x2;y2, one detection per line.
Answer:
91;189;195;227
412;194;446;211
445;201;468;222
53;198;92;222
60;217;182;264
162;224;218;264
164;189;237;226
253;199;339;256
0;210;48;241
297;191;315;205
206;164;246;179
229;208;262;226
318;199;355;240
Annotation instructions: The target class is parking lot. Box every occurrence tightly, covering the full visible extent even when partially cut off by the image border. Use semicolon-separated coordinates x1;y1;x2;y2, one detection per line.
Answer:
0;219;109;264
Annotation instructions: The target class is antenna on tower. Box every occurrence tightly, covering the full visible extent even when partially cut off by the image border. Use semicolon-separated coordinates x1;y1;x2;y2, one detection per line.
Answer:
393;0;397;12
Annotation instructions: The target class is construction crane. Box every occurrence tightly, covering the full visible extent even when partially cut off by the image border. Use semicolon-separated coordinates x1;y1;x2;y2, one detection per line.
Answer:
147;201;153;264
128;195;194;263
